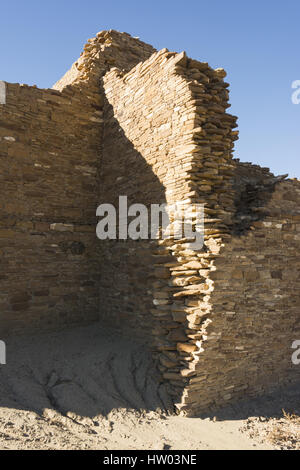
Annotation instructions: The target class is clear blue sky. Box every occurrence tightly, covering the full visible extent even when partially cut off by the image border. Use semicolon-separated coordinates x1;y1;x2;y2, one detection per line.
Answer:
1;0;299;177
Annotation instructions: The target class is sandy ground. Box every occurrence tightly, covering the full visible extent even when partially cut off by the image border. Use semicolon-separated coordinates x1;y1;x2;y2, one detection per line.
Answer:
0;324;298;450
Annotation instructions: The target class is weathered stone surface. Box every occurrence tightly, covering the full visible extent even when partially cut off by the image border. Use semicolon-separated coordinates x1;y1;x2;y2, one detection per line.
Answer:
0;30;299;417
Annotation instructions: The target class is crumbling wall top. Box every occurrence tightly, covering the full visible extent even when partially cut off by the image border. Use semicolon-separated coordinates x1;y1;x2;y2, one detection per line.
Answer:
53;30;156;91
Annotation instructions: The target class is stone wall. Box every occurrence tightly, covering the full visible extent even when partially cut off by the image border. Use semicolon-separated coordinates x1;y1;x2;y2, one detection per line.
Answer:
0;81;102;335
178;163;300;414
0;30;154;337
99;48;239;408
99;49;203;336
54;30;155;92
0;30;299;415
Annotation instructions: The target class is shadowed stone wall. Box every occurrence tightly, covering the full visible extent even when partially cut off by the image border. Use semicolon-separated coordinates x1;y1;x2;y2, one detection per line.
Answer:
0;82;102;335
0;30;299;415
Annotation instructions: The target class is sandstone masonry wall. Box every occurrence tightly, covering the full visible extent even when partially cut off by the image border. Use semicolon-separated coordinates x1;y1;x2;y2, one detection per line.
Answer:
0;30;154;337
0;30;299;415
179;163;300;414
0;82;102;335
100;48;238;408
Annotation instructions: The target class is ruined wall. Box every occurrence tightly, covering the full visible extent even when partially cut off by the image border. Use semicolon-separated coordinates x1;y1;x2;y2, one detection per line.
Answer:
170;161;300;414
100;48;238;408
0;81;102;336
54;30;155;93
99;49;200;336
0;30;299;415
97;36;299;414
0;31;155;337
180;166;300;415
